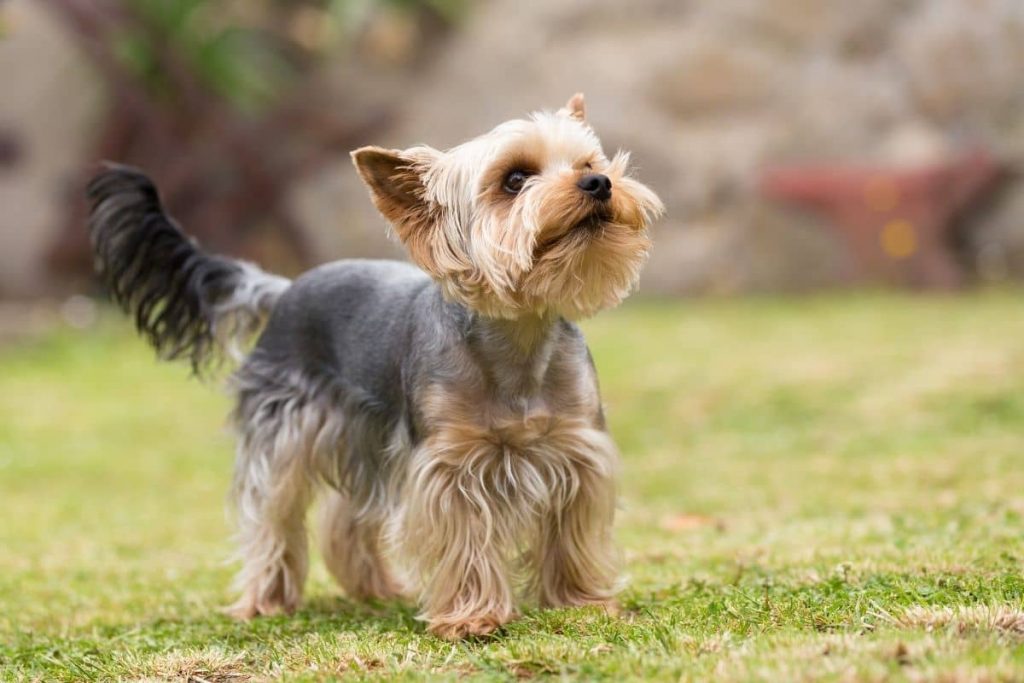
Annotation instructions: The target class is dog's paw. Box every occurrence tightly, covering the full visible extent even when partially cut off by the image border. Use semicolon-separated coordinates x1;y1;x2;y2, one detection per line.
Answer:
427;613;511;640
224;598;257;621
224;593;297;620
348;573;407;603
541;590;620;614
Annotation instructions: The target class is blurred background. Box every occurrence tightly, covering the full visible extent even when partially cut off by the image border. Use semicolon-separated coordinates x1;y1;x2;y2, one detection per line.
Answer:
3;0;1024;310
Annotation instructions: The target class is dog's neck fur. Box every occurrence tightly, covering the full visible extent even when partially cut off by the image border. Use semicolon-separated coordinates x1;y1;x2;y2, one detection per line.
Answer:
466;312;560;402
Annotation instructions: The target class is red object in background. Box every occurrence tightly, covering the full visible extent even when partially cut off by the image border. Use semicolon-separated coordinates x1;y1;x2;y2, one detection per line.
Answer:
760;150;1003;288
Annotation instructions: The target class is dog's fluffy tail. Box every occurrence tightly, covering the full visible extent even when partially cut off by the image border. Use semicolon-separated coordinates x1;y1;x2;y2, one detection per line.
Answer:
87;164;291;374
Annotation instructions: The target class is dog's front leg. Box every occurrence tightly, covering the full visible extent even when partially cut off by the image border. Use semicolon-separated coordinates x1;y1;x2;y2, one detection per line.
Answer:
398;442;517;640
534;432;621;609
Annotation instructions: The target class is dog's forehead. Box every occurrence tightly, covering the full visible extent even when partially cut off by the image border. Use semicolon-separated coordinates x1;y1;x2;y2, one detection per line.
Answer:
453;112;602;169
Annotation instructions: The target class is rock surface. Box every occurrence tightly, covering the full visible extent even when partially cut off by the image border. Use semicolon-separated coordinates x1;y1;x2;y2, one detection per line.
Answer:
0;1;102;297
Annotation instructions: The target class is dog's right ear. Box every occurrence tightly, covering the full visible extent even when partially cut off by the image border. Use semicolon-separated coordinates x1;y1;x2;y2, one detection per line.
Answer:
351;146;439;229
352;145;455;275
559;93;586;122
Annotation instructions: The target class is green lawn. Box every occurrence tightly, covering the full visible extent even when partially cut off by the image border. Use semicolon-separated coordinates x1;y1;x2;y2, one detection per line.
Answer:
2;292;1024;681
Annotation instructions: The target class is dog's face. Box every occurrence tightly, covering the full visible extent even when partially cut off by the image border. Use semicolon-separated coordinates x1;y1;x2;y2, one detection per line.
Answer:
352;94;664;320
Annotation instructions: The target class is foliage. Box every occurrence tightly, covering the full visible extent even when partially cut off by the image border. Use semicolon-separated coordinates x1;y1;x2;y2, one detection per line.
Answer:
2;293;1024;680
109;0;467;110
111;0;292;111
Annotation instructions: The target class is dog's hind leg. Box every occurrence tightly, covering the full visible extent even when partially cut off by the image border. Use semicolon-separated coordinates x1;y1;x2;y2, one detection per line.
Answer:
319;489;402;601
227;382;317;619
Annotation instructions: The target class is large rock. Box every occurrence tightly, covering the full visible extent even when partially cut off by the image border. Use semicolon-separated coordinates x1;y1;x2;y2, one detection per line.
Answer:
0;1;102;297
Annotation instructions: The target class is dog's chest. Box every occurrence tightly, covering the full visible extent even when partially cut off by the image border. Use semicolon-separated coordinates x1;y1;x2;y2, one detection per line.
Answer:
413;378;613;511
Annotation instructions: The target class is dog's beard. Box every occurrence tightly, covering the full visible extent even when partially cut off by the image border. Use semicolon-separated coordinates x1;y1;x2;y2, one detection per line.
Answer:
531;206;610;259
520;213;651;320
514;156;660;319
453;208;649;320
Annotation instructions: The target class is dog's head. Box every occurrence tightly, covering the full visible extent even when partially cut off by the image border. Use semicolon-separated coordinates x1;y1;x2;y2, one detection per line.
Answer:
352;94;664;320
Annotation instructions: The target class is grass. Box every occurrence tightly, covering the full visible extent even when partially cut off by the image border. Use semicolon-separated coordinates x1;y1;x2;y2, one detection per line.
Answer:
2;291;1024;681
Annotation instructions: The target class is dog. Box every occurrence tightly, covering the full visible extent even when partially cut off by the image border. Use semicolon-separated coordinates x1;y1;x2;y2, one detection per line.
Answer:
86;93;664;639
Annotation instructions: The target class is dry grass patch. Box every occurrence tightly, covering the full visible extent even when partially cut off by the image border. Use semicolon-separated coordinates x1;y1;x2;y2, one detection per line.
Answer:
122;648;251;682
878;605;1024;638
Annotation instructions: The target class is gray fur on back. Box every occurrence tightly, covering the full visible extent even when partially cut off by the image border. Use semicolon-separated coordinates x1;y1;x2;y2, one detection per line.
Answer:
253;259;434;415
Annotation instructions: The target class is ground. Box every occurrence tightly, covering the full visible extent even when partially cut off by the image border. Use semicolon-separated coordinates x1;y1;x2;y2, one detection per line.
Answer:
2;292;1023;682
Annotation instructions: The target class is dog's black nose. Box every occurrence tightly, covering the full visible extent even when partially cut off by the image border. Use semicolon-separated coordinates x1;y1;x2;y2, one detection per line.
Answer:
577;173;612;201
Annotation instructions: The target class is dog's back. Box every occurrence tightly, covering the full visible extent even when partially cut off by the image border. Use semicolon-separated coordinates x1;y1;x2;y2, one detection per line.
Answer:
253;259;432;394
233;260;441;484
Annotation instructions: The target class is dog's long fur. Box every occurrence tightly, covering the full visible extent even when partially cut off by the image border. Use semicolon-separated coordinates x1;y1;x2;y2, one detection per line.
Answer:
87;95;663;639
87;165;290;372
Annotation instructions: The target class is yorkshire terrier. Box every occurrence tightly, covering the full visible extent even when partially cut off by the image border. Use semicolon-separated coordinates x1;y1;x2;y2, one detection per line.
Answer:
87;94;663;639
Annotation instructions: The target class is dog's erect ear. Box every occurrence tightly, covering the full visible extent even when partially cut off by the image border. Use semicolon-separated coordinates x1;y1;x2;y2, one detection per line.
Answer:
352;145;455;275
559;93;586;122
351;145;440;228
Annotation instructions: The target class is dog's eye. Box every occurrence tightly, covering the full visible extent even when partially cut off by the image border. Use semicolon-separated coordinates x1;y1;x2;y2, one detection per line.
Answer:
503;170;530;194
583;162;593;170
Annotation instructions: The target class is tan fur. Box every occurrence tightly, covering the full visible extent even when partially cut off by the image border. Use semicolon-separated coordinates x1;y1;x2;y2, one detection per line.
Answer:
388;365;620;638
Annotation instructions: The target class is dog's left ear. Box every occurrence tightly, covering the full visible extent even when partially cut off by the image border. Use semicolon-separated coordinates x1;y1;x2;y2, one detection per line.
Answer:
559;93;586;122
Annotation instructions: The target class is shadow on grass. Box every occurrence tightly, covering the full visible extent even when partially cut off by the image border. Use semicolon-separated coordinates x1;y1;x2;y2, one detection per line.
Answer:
10;596;420;655
297;593;423;631
161;594;424;643
5;597;434;680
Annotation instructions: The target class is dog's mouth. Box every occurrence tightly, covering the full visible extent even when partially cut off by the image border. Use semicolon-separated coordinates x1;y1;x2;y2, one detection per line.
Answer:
532;209;611;258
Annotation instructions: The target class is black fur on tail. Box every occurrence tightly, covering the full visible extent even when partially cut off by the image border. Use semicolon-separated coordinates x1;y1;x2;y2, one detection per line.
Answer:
87;164;245;374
